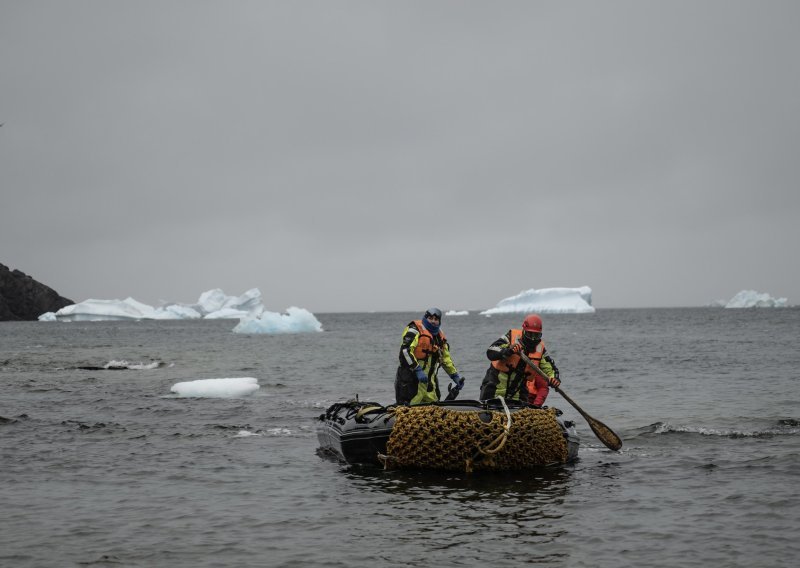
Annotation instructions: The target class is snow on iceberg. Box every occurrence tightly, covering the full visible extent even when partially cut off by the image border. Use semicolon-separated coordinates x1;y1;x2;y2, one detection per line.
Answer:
170;377;260;398
481;286;595;315
722;290;788;308
232;306;323;334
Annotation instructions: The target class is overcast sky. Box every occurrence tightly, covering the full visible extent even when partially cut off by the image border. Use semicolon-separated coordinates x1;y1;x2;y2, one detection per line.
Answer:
2;1;798;312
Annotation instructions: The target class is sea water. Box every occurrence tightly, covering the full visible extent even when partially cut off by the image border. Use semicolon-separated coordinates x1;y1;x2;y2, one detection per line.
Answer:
1;309;798;567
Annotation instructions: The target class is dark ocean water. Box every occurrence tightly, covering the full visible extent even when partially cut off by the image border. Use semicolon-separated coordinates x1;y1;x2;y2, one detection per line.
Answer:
1;308;799;567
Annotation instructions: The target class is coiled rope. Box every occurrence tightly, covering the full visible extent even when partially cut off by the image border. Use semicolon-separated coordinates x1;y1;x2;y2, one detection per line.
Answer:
474;396;512;456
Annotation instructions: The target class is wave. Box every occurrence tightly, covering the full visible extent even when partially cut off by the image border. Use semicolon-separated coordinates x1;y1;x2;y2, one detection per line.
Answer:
0;414;26;425
633;419;800;439
61;419;127;433
208;423;297;437
233;427;294;437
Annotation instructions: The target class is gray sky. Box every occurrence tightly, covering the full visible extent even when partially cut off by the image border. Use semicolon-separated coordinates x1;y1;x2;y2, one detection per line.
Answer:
2;1;798;312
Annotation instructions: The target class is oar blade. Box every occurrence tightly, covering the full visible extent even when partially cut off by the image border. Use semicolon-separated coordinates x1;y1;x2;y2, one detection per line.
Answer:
587;417;623;451
517;348;623;451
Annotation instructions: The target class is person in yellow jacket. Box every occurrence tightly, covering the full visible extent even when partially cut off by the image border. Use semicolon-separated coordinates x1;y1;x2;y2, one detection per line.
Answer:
395;308;465;405
479;314;561;406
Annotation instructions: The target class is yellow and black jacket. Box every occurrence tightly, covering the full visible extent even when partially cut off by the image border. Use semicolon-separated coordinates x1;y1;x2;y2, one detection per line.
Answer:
395;319;459;405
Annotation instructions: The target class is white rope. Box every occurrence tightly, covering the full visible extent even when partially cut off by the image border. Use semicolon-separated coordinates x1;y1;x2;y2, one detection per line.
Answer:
479;396;513;456
499;395;512;433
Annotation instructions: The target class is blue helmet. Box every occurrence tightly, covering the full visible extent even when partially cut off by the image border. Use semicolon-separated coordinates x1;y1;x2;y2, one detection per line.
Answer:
424;307;442;320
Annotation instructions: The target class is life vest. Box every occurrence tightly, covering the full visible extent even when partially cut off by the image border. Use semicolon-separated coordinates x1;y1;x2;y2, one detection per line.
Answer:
411;319;447;363
491;329;545;378
406;320;449;405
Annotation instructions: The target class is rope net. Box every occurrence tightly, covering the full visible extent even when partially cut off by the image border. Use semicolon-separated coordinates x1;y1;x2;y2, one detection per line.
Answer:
382;405;568;472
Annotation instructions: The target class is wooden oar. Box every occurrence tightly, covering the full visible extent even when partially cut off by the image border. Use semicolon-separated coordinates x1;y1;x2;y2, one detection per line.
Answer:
517;348;623;451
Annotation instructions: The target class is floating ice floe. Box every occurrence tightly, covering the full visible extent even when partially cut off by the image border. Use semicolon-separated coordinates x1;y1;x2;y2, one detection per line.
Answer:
445;310;469;316
715;290;789;308
232;306;323;334
170;377;260;398
481;286;595;315
76;360;162;371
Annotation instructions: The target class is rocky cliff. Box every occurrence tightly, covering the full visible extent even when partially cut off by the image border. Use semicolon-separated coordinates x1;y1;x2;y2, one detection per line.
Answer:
0;263;74;321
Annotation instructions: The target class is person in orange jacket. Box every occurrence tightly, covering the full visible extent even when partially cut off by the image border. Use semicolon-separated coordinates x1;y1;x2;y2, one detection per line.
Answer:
479;314;561;407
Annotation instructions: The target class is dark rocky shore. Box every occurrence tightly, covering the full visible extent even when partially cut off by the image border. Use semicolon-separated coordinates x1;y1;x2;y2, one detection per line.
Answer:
0;263;74;321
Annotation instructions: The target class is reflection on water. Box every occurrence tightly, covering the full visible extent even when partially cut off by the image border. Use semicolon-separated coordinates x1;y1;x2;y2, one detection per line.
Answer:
314;463;577;566
343;462;574;498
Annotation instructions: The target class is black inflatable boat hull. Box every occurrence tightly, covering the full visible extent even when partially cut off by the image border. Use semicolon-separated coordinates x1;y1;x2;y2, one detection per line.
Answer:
317;399;580;467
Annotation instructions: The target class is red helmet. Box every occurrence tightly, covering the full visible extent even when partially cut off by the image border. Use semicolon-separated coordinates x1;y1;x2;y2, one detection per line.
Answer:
522;314;543;334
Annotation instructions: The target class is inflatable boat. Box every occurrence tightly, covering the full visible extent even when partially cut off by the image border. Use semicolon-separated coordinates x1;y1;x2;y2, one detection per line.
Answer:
316;398;580;472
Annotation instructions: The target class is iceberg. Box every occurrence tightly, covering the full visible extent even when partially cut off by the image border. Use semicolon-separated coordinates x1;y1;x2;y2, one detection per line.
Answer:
481;286;595;315
170;377;260;398
722;290;788;308
203;307;256;320
75;360;163;370
38;288;323;333
191;288;263;317
41;288;266;321
155;304;203;319
49;297;164;321
232;306;323;334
